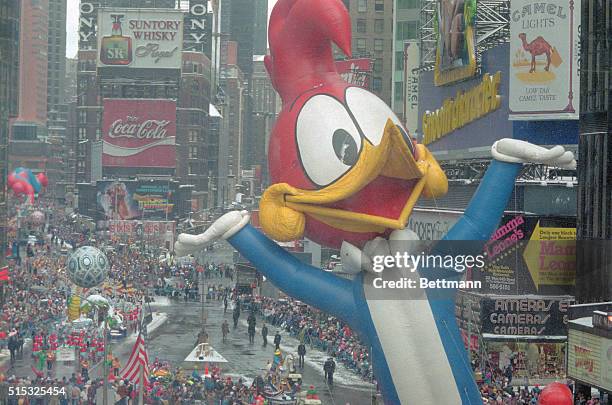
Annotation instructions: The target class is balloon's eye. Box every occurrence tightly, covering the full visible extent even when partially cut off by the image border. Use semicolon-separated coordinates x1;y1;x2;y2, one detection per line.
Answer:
332;129;359;166
296;95;362;187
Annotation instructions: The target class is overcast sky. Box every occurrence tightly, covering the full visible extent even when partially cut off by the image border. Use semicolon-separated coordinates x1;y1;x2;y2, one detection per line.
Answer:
65;0;277;58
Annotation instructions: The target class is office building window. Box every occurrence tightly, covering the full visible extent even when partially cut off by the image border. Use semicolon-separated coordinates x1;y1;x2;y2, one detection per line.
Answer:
374;0;384;12
374;19;384;33
78;127;87;140
189;129;199;143
358;0;367;12
356;19;367;33
394;81;403;103
356;38;367;52
78;111;87;124
374;39;384;52
398;0;419;9
189;146;198;159
396;51;405;71
374;58;383;73
372;77;382;92
396;21;418;40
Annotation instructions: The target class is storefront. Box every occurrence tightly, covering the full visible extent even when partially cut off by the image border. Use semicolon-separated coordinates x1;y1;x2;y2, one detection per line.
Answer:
457;292;573;385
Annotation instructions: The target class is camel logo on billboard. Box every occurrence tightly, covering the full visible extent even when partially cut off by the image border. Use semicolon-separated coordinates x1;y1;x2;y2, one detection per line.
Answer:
509;0;580;120
102;99;176;168
97;9;183;69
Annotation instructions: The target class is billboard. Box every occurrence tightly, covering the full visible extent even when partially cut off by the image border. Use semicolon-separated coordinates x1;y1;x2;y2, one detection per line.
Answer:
568;329;612;392
474;214;576;295
509;0;581;120
102;99;176;168
403;41;420;136
434;0;477;86
183;1;212;57
406;209;461;240
97;9;183;69
480;296;572;337
96;180;176;221
335;58;373;89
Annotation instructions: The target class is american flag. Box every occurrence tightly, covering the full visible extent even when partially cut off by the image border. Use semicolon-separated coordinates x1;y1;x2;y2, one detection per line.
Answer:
119;333;149;385
119;300;149;385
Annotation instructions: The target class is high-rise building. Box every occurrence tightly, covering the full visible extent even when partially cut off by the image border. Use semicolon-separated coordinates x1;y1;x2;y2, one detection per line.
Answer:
74;0;215;210
576;0;612;302
46;0;68;200
229;0;254;75
250;55;279;188
391;0;419;121
342;0;394;105
253;0;268;55
223;41;246;205
13;0;48;128
0;0;21;273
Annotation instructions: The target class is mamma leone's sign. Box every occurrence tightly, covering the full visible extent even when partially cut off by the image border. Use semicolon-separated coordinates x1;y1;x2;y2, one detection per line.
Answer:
509;1;581;120
97;9;184;69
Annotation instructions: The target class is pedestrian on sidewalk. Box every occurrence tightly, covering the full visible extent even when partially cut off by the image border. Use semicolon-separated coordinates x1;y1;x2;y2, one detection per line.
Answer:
297;343;306;369
274;331;281;350
222;320;230;343
261;323;268;348
247;312;256;344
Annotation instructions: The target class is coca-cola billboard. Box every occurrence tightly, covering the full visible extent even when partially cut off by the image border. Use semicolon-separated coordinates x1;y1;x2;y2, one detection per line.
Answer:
102;99;176;168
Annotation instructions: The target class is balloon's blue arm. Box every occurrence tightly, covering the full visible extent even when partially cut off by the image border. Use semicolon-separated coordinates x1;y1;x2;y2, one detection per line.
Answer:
226;228;359;327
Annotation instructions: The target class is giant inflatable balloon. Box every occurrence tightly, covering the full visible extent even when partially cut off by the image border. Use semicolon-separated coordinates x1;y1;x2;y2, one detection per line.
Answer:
7;168;48;203
175;0;576;403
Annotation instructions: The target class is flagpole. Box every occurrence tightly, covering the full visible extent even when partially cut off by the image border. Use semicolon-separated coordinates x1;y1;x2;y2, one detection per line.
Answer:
138;296;146;405
103;315;109;405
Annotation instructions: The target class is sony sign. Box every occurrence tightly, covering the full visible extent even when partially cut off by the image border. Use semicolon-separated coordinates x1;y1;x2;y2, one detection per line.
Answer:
184;0;212;56
79;2;96;50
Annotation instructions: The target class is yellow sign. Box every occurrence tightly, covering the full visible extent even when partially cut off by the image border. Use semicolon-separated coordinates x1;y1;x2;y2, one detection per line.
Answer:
522;221;576;290
422;72;502;145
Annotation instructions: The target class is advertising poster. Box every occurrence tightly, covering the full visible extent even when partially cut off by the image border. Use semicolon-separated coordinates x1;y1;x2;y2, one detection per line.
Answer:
509;0;580;120
96;180;176;221
403;40;420;136
474;214;576;294
102;99;176;168
183;1;212;56
480;296;572;337
335;58;373;89
97;9;183;69
434;0;477;86
568;329;612;392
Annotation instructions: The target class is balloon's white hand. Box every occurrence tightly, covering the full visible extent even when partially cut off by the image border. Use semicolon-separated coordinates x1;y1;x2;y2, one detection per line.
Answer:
174;210;250;257
492;138;576;170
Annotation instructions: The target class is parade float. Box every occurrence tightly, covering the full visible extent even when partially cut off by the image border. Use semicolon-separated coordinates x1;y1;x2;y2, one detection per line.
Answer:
175;0;577;403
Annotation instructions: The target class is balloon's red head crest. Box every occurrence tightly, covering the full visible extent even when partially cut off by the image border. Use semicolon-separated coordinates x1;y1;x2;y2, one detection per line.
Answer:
265;0;352;104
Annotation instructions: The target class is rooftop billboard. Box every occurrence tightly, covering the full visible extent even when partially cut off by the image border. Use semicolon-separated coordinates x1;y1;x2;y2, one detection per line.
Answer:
97;9;183;70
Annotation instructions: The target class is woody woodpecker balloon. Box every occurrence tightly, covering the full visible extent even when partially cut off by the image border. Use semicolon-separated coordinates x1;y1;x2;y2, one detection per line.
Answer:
175;0;576;403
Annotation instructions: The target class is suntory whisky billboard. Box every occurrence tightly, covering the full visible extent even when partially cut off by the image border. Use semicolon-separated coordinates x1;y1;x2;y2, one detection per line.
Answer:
97;9;183;70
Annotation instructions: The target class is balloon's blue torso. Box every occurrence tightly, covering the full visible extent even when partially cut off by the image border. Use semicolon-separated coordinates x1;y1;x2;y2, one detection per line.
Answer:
227;160;521;405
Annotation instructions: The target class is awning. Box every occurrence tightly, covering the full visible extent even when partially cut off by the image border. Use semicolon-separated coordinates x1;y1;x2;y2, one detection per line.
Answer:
209;104;222;118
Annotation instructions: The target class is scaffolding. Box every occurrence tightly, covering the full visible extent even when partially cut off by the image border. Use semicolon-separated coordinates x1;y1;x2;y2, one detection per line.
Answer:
418;0;511;74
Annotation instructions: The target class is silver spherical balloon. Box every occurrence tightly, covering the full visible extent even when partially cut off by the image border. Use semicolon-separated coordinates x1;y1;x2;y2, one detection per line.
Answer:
66;246;109;288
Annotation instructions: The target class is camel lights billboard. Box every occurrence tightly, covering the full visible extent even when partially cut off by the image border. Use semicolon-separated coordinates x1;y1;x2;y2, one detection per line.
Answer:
509;0;581;120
